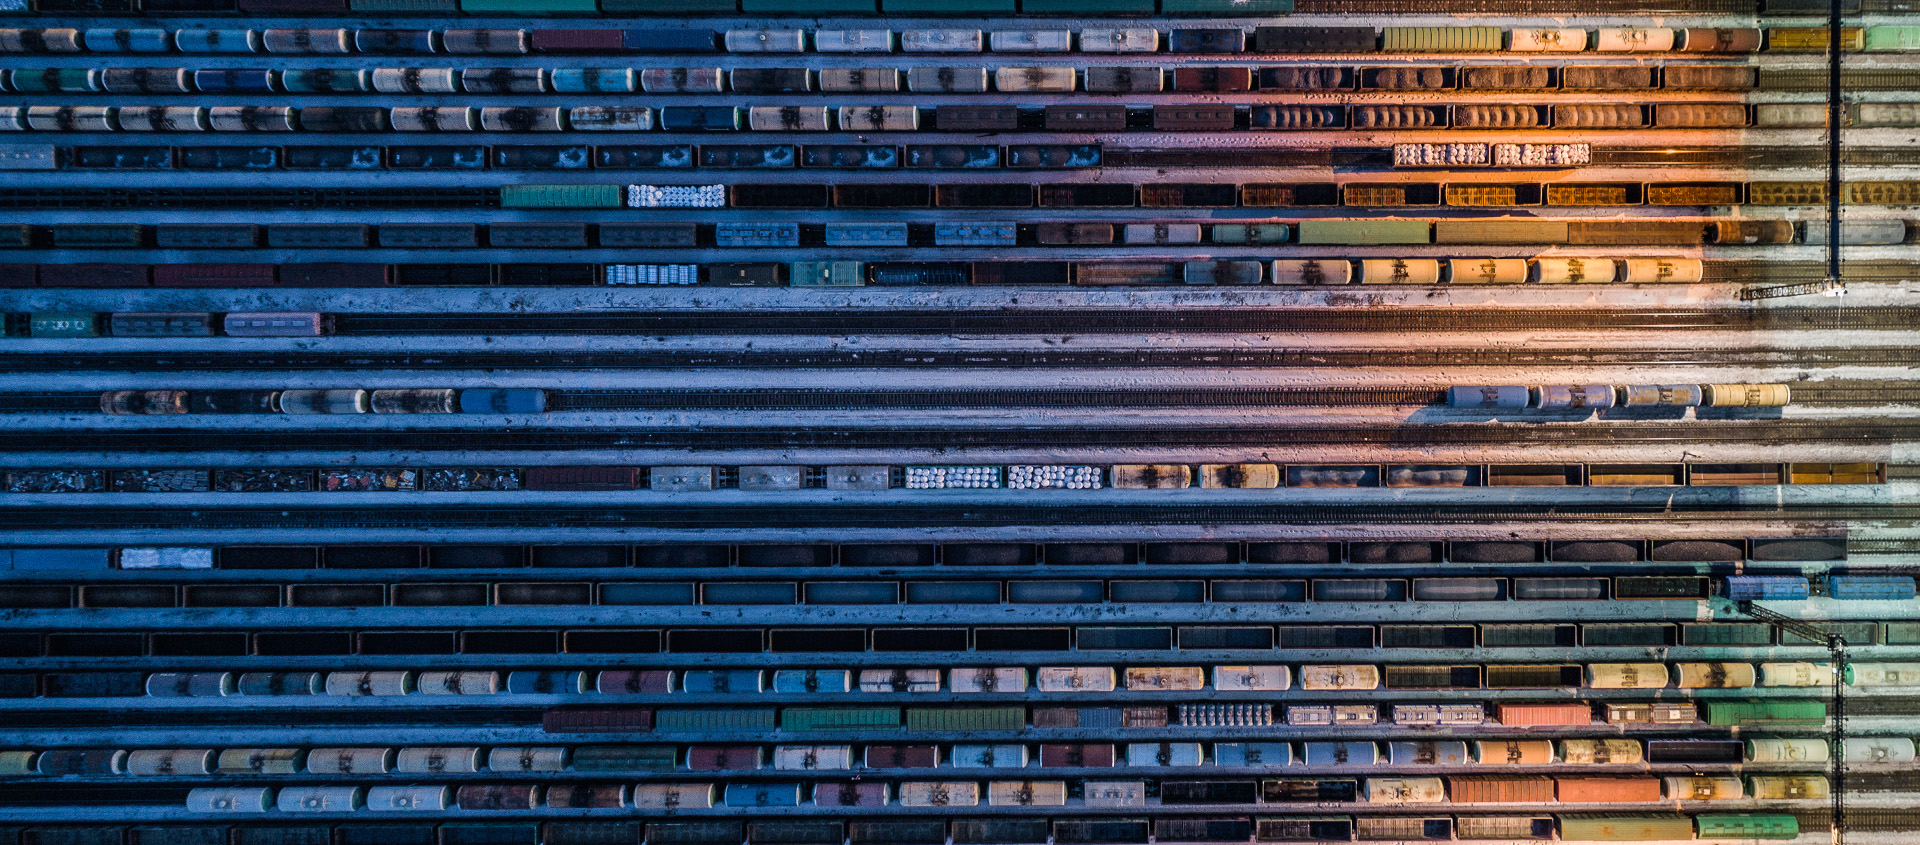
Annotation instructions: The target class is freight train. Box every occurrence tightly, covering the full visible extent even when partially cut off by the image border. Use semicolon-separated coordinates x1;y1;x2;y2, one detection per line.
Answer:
1448;383;1791;410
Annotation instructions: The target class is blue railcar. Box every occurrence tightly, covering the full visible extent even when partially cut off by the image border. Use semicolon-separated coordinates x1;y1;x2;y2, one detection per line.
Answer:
459;388;548;414
1725;575;1811;601
724;783;801;807
659;106;742;132
1447;385;1530;409
1828;575;1917;601
353;29;436;54
624;29;719;53
193;68;274;93
1302;741;1378;766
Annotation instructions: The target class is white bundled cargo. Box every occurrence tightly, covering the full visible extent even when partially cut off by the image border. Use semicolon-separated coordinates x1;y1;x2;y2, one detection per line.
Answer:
905;466;1001;489
1007;465;1103;489
626;184;725;208
605;264;697;286
1392;143;1488;167
1493;143;1591;166
1177;703;1274;727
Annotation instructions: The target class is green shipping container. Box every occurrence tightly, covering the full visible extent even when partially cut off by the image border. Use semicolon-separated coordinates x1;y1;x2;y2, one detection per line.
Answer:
1783;621;1877;646
601;0;734;8
8;68;99;92
1295;219;1430;245
1886;622;1920;644
1703;700;1826;726
30;313;101;338
1383;26;1503;53
790;261;864;287
782;707;901;731
1864;26;1920;51
0;225;31;249
350;0;458;10
746;0;875;9
906;706;1026;732
882;0;1014;11
1682;623;1773;646
52;225;144;249
1695;814;1798;840
460;0;596;11
1162;0;1292;11
1558;816;1694;842
1021;0;1153;12
499;185;624;209
654;707;777;731
571;745;677;772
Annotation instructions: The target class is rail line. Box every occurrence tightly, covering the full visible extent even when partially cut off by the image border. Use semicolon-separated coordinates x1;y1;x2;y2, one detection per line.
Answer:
0;502;1912;532
1;384;1911;414
2;348;1914;376
323;306;1916;338
3;420;1912;453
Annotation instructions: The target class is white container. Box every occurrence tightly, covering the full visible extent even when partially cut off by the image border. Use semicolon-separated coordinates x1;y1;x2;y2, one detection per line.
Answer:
815;29;894;53
991;30;1072;52
1300;665;1380;691
901;28;983;53
1123;223;1202;245
366;785;452;812
281;389;371;415
115;106;209;132
1270;259;1353;285
1533;257;1617;284
1124;667;1204;691
995;66;1076;92
1212;666;1290;691
119;548;215;571
950;744;1029;768
898;781;979;807
1286;704;1377;726
277;786;363;813
569;106;652;131
1621;257;1704;284
186;787;273;813
1749;775;1829;800
28;106;112;132
488;747;567;772
372;67;458;93
1596;26;1676;51
1759;662;1837;687
1584;663;1671;690
1365;777;1445;804
1508;27;1588;51
146;671;232;697
416;671;499;696
773;745;853;771
724;28;805;53
1126;742;1203;767
1844;663;1920;687
305;747;394;775
1745;738;1829;764
987;781;1066;806
836;105;918;131
1394;704;1483;726
1079;27;1158;53
1843;737;1916;764
324;671;413;696
390;107;477;132
1359;258;1442;284
632;783;716;809
859;669;941;693
748;106;829;132
217;748;302;774
1036;666;1116;692
1083;781;1146;807
126;749;216;776
394;746;480;774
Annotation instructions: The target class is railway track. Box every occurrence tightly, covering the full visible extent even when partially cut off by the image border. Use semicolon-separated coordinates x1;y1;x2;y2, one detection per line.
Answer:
2;502;1913;532
2;348;1913;376
4;420;1913;453
320;306;1917;337
0;384;1911;414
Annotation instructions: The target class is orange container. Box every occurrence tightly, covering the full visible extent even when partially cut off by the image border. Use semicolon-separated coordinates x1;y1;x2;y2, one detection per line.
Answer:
1556;776;1663;802
1494;702;1591;726
1447;775;1555;803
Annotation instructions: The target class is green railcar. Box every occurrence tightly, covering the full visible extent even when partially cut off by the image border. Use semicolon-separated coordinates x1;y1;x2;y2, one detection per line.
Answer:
1702;699;1827;726
1682;622;1774;646
790;261;864;287
7;68;100;92
350;0;458;10
748;0;875;9
0;225;31;249
882;0;1014;11
906;706;1026;731
460;0;595;11
570;744;676;772
1211;223;1290;244
603;0;734;9
50;225;145;249
1295;219;1430;245
1383;26;1503;53
1696;814;1798;840
1162;0;1292;11
653;707;777;731
1022;0;1153;12
1864;25;1920;51
30;313;101;338
499;184;623;209
781;707;902;731
1558;815;1694;842
1887;621;1920;644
